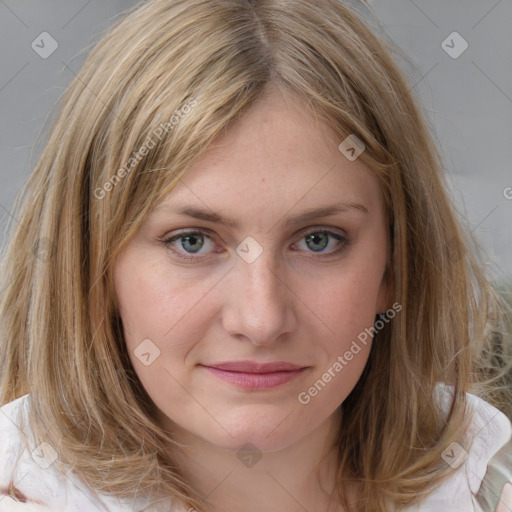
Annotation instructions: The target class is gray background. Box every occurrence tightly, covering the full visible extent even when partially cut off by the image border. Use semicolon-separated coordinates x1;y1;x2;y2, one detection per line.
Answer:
1;0;511;282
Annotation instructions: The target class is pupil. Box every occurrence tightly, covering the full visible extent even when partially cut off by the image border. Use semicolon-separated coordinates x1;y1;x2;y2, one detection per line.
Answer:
307;233;328;252
184;234;203;252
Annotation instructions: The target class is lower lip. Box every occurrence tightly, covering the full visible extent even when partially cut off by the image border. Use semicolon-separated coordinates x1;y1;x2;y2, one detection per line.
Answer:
201;366;307;390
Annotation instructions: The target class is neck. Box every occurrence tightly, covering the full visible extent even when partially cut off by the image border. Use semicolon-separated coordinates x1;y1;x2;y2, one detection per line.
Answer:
169;408;353;512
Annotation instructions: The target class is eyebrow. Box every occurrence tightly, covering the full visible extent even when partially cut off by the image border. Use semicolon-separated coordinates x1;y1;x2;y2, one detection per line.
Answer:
154;202;369;229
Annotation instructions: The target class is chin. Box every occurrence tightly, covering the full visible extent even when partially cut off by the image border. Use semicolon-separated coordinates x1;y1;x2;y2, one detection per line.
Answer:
208;429;299;454
203;409;305;453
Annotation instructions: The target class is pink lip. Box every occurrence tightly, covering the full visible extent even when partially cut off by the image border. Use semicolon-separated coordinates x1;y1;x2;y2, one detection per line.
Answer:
200;361;309;390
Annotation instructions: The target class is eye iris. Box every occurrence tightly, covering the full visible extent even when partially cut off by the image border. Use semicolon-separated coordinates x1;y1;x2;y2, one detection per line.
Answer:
181;233;204;253
306;232;328;252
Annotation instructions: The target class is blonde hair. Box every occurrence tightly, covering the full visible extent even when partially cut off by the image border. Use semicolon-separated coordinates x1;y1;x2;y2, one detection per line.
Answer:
1;0;511;510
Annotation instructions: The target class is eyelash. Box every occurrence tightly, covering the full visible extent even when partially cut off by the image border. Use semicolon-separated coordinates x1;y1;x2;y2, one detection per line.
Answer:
161;227;350;262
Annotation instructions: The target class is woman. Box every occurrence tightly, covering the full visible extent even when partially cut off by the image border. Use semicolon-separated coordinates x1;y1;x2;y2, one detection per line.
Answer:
1;0;511;510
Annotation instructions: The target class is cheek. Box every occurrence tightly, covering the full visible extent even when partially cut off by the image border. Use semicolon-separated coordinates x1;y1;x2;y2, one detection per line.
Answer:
113;253;222;400
305;247;385;387
314;269;383;342
114;267;165;347
298;279;375;411
114;255;204;348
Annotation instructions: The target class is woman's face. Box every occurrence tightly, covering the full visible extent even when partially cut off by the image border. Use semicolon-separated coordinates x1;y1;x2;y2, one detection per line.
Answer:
113;88;390;453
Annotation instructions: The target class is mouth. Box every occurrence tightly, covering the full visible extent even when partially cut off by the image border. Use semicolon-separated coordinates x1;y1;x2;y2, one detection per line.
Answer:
199;360;309;390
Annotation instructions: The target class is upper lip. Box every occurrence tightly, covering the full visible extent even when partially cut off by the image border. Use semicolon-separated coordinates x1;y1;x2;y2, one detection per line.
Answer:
201;361;307;373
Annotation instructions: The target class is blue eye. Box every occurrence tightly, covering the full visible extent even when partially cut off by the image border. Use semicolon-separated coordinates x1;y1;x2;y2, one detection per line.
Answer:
294;229;348;255
163;230;215;258
162;228;350;261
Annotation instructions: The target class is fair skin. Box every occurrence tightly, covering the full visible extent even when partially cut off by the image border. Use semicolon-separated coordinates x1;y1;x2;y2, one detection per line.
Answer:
113;86;390;512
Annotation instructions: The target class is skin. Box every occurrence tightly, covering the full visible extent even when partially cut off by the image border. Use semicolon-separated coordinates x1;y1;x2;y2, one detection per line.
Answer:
113;85;390;512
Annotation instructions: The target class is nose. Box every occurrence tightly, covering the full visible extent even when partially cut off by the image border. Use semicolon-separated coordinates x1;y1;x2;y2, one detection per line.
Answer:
221;248;297;347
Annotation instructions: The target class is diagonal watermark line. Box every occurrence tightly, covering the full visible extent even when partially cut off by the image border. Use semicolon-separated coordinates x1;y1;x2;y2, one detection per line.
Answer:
467;461;512;511
457;404;512;510
409;61;439;91
470;205;499;233
381;62;439;122
74;485;106;512
178;469;233;512
0;271;15;299
178;159;338;244
0;0;29;28
263;436;340;512
162;366;234;438
0;203;92;311
0;472;30;506
0;62;29;93
0;406;29;440
60;61;124;122
406;0;439;28
264;408;296;438
61;0;94;29
266;163;338;235
267;267;337;336
472;61;512;105
176;178;217;215
162;265;234;339
471;0;503;30
265;470;311;512
425;381;509;490
466;409;502;451
204;470;233;499
0;202;24;230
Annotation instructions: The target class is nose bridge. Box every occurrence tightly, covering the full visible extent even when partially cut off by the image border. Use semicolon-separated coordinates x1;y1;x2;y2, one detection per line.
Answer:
239;241;285;310
222;239;295;344
236;233;281;289
244;250;280;296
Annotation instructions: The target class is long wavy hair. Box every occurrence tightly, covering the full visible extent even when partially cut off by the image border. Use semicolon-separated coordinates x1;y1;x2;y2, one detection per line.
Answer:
1;0;511;511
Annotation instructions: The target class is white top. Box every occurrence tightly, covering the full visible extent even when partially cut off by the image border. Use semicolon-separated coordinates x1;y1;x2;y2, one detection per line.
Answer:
0;385;511;511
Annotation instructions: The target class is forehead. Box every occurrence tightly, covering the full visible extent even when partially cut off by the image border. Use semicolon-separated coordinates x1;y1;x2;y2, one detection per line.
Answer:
154;88;384;224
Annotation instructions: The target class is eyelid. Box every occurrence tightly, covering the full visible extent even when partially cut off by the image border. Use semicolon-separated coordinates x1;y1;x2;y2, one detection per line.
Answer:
162;228;218;260
163;224;347;240
161;225;350;260
300;225;347;237
291;227;350;258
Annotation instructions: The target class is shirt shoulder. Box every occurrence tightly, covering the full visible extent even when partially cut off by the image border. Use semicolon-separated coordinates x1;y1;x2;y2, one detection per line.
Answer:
402;384;512;512
0;395;184;512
